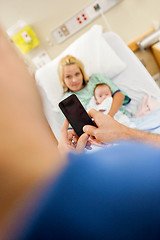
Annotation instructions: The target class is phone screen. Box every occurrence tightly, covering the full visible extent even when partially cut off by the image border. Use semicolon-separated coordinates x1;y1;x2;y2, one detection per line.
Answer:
59;94;97;137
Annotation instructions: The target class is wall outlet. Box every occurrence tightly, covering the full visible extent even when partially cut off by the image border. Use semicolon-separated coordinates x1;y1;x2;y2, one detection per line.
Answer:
76;12;88;24
60;25;70;36
32;51;51;69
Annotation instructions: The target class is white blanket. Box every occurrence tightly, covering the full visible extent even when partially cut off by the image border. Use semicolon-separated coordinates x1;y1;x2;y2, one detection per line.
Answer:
130;108;160;134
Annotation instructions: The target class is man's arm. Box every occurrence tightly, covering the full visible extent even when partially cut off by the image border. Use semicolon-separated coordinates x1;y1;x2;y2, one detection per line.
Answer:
0;25;64;235
124;127;160;146
83;109;160;147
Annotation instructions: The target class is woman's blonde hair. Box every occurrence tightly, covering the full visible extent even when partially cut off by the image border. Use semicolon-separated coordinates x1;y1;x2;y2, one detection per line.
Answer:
58;55;89;92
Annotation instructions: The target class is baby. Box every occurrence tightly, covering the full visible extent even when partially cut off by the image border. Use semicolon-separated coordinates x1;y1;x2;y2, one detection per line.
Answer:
94;83;112;105
87;83;135;128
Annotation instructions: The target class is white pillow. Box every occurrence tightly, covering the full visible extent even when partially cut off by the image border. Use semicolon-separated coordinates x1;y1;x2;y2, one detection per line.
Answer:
35;24;126;112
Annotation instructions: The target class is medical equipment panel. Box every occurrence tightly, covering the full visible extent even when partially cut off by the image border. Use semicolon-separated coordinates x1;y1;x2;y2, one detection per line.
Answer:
51;0;122;44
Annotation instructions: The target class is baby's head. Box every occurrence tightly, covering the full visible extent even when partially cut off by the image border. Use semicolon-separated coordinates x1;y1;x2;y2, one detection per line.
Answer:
94;83;112;104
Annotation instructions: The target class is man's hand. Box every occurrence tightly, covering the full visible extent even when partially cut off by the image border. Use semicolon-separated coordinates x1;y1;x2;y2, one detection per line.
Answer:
58;119;91;156
83;109;128;143
83;109;160;148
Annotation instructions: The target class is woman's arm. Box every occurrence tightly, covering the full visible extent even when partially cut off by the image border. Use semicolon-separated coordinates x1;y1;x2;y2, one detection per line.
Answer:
108;91;125;117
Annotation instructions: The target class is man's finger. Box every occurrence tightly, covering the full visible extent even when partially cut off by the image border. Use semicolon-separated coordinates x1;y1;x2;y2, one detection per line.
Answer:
60;119;70;140
83;125;97;137
76;133;89;153
88;109;100;120
61;118;69;133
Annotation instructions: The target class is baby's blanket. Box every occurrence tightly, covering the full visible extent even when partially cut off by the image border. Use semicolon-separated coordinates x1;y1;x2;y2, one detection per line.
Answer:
134;94;160;118
87;97;135;128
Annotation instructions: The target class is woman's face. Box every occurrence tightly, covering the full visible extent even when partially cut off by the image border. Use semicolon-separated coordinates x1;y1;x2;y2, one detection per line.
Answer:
63;64;84;92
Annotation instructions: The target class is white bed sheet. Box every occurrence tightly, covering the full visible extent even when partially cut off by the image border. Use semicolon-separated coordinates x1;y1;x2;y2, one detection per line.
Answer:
36;32;160;141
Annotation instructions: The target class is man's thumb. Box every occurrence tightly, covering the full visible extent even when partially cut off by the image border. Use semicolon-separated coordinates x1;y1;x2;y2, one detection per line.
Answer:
76;133;89;152
83;125;97;137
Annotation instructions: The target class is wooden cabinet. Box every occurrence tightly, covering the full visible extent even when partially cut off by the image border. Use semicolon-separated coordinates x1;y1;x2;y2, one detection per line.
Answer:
127;29;160;76
152;42;160;67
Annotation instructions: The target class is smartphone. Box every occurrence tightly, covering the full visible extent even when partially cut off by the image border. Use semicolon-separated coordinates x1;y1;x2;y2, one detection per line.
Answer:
59;94;97;137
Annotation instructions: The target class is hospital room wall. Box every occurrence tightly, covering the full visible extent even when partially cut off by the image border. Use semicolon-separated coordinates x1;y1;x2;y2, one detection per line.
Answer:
1;0;160;75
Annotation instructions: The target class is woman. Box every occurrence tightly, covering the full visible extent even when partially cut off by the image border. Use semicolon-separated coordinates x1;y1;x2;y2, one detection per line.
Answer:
58;55;131;117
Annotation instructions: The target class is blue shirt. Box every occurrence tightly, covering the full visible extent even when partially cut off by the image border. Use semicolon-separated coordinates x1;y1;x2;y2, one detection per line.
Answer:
18;142;160;240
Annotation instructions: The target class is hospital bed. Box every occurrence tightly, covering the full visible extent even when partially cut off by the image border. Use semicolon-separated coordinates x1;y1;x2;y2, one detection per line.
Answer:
35;25;160;141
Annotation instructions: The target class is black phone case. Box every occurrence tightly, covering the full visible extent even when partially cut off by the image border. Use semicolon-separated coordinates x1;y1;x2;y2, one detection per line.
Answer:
59;94;97;136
